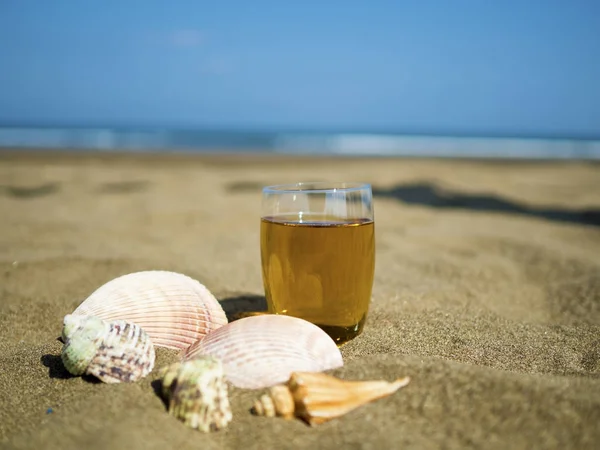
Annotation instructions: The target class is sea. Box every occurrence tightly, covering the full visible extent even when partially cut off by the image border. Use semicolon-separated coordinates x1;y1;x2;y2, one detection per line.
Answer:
1;125;599;159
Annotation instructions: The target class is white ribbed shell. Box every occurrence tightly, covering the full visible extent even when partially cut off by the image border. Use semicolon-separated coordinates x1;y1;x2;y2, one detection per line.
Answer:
182;315;344;389
72;271;228;350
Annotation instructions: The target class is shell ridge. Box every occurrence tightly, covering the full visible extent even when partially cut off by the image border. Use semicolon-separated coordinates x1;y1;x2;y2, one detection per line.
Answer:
70;271;228;350
182;315;343;389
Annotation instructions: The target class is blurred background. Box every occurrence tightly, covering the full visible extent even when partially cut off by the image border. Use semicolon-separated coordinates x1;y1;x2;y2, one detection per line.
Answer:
0;0;598;158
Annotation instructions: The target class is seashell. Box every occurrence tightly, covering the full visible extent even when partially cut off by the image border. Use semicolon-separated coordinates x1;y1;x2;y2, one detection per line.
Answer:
71;271;228;350
252;371;411;426
182;315;343;389
61;314;155;383
158;357;232;432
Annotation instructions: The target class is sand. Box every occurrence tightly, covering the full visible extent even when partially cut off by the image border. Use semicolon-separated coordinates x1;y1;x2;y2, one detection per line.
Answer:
0;150;599;449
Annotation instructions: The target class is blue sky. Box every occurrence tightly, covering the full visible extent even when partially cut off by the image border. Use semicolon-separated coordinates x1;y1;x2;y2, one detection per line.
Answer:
0;0;598;136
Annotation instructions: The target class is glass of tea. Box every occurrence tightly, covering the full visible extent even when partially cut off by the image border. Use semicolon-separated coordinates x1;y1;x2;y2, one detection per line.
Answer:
260;182;375;345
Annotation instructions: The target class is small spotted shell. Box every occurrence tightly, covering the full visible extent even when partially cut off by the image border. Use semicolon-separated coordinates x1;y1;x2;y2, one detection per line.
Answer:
159;358;232;432
61;314;155;383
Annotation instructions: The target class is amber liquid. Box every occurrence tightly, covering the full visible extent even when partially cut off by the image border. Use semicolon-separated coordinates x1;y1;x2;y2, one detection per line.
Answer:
260;215;375;345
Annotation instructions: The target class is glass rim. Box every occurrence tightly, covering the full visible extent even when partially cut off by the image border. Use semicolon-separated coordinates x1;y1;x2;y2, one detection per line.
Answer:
262;181;371;194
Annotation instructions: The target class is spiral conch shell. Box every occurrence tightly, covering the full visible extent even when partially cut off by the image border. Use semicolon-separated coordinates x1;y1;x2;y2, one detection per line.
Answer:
61;314;155;383
252;372;411;426
159;358;232;432
70;271;228;350
182;315;343;389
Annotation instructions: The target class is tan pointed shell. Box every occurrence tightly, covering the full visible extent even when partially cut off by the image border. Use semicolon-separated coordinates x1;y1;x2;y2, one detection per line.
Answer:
71;271;228;350
61;314;155;383
182;315;343;389
252;371;411;426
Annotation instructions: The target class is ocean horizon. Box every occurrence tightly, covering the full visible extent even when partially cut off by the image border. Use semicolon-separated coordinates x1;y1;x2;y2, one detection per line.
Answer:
1;124;599;159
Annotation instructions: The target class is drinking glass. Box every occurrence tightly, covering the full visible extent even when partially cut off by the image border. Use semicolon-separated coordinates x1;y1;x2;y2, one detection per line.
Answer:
260;182;375;345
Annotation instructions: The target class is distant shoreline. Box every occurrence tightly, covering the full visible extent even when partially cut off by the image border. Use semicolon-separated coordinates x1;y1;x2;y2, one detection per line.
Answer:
1;121;599;141
1;147;599;165
1;126;599;160
0;127;600;160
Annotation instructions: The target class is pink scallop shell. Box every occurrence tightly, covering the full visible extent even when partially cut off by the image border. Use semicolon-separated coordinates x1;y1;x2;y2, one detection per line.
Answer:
71;271;228;350
182;315;344;389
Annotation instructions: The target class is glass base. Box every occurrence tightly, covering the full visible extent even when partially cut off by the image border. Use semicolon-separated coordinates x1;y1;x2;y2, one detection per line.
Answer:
312;314;367;347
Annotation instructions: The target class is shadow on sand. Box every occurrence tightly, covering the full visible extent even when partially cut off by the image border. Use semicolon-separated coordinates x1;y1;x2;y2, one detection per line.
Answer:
223;179;600;227
41;354;101;383
218;294;268;322
373;182;600;227
0;182;60;198
151;379;169;410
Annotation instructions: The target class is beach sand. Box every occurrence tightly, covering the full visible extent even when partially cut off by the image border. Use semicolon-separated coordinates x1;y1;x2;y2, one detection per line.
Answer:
0;151;599;449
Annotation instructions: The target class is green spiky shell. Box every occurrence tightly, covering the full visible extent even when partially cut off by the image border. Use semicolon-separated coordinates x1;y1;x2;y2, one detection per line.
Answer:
61;315;106;375
60;314;155;383
160;357;232;432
